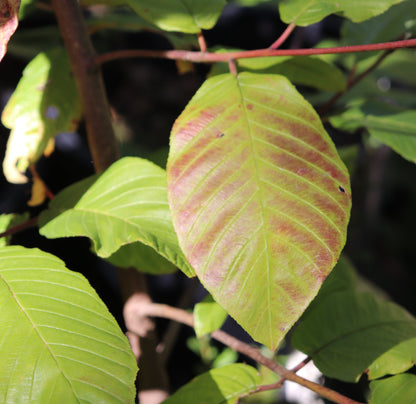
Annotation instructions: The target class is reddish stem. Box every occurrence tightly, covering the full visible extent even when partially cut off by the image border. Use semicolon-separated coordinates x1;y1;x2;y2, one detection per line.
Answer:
291;355;312;373
317;48;394;115
269;22;296;49
228;59;237;75
0;217;39;239
29;165;55;200
197;31;207;52
136;302;364;404
276;355;313;386
96;38;416;65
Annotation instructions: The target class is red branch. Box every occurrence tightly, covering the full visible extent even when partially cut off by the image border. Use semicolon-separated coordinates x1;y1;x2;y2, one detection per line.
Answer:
96;38;416;65
136;302;364;404
269;22;296;49
0;217;39;239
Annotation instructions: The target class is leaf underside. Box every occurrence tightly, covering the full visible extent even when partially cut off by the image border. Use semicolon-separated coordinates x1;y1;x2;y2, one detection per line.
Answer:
167;72;351;349
292;291;416;382
0;246;137;403
127;0;226;33
39;157;194;277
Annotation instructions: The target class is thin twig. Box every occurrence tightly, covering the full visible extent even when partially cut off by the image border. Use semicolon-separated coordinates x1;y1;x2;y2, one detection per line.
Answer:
269;22;296;49
29;165;55;201
136;302;364;404
0;216;39;239
291;355;313;374
317;48;395;115
197;31;207;52
276;355;312;386
157;278;199;365
228;59;237;75
96;38;416;65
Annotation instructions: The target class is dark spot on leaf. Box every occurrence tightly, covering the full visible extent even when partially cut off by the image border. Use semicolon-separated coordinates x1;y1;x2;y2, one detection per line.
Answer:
247;104;253;110
338;185;346;193
217;133;225;138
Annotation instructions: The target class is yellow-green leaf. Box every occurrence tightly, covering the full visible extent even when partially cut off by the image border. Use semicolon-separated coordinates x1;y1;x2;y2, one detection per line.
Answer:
2;48;82;183
167;72;351;349
0;246;137;402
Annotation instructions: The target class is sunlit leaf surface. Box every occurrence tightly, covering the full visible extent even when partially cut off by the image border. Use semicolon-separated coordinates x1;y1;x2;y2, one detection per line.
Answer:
162;364;262;404
330;105;416;164
39;157;194;277
368;338;416;380
1;48;81;183
194;295;228;337
167;72;351;349
0;246;137;403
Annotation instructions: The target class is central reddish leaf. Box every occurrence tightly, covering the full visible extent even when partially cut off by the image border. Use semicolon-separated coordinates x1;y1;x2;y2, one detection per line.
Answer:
167;72;351;349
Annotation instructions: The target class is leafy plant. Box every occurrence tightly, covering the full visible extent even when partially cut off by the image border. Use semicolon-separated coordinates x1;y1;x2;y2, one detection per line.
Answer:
1;0;416;403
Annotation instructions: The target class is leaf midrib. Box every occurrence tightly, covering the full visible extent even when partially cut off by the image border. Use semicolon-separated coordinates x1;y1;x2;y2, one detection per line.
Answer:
236;74;274;346
0;272;78;402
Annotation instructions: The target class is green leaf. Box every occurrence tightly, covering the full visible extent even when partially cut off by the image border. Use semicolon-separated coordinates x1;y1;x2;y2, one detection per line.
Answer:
0;0;20;62
375;50;416;88
0;213;29;247
279;0;406;26
1;48;82;183
370;374;416;404
19;0;37;19
341;1;416;46
106;241;177;275
233;0;279;6
7;26;62;60
211;52;346;92
367;338;416;379
241;56;346;92
305;255;358;314
86;10;198;50
39;157;194;277
194;295;228;337
167;72;351;349
0;246;137;403
162;364;262;404
291;291;416;382
126;0;226;33
330;105;416;164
